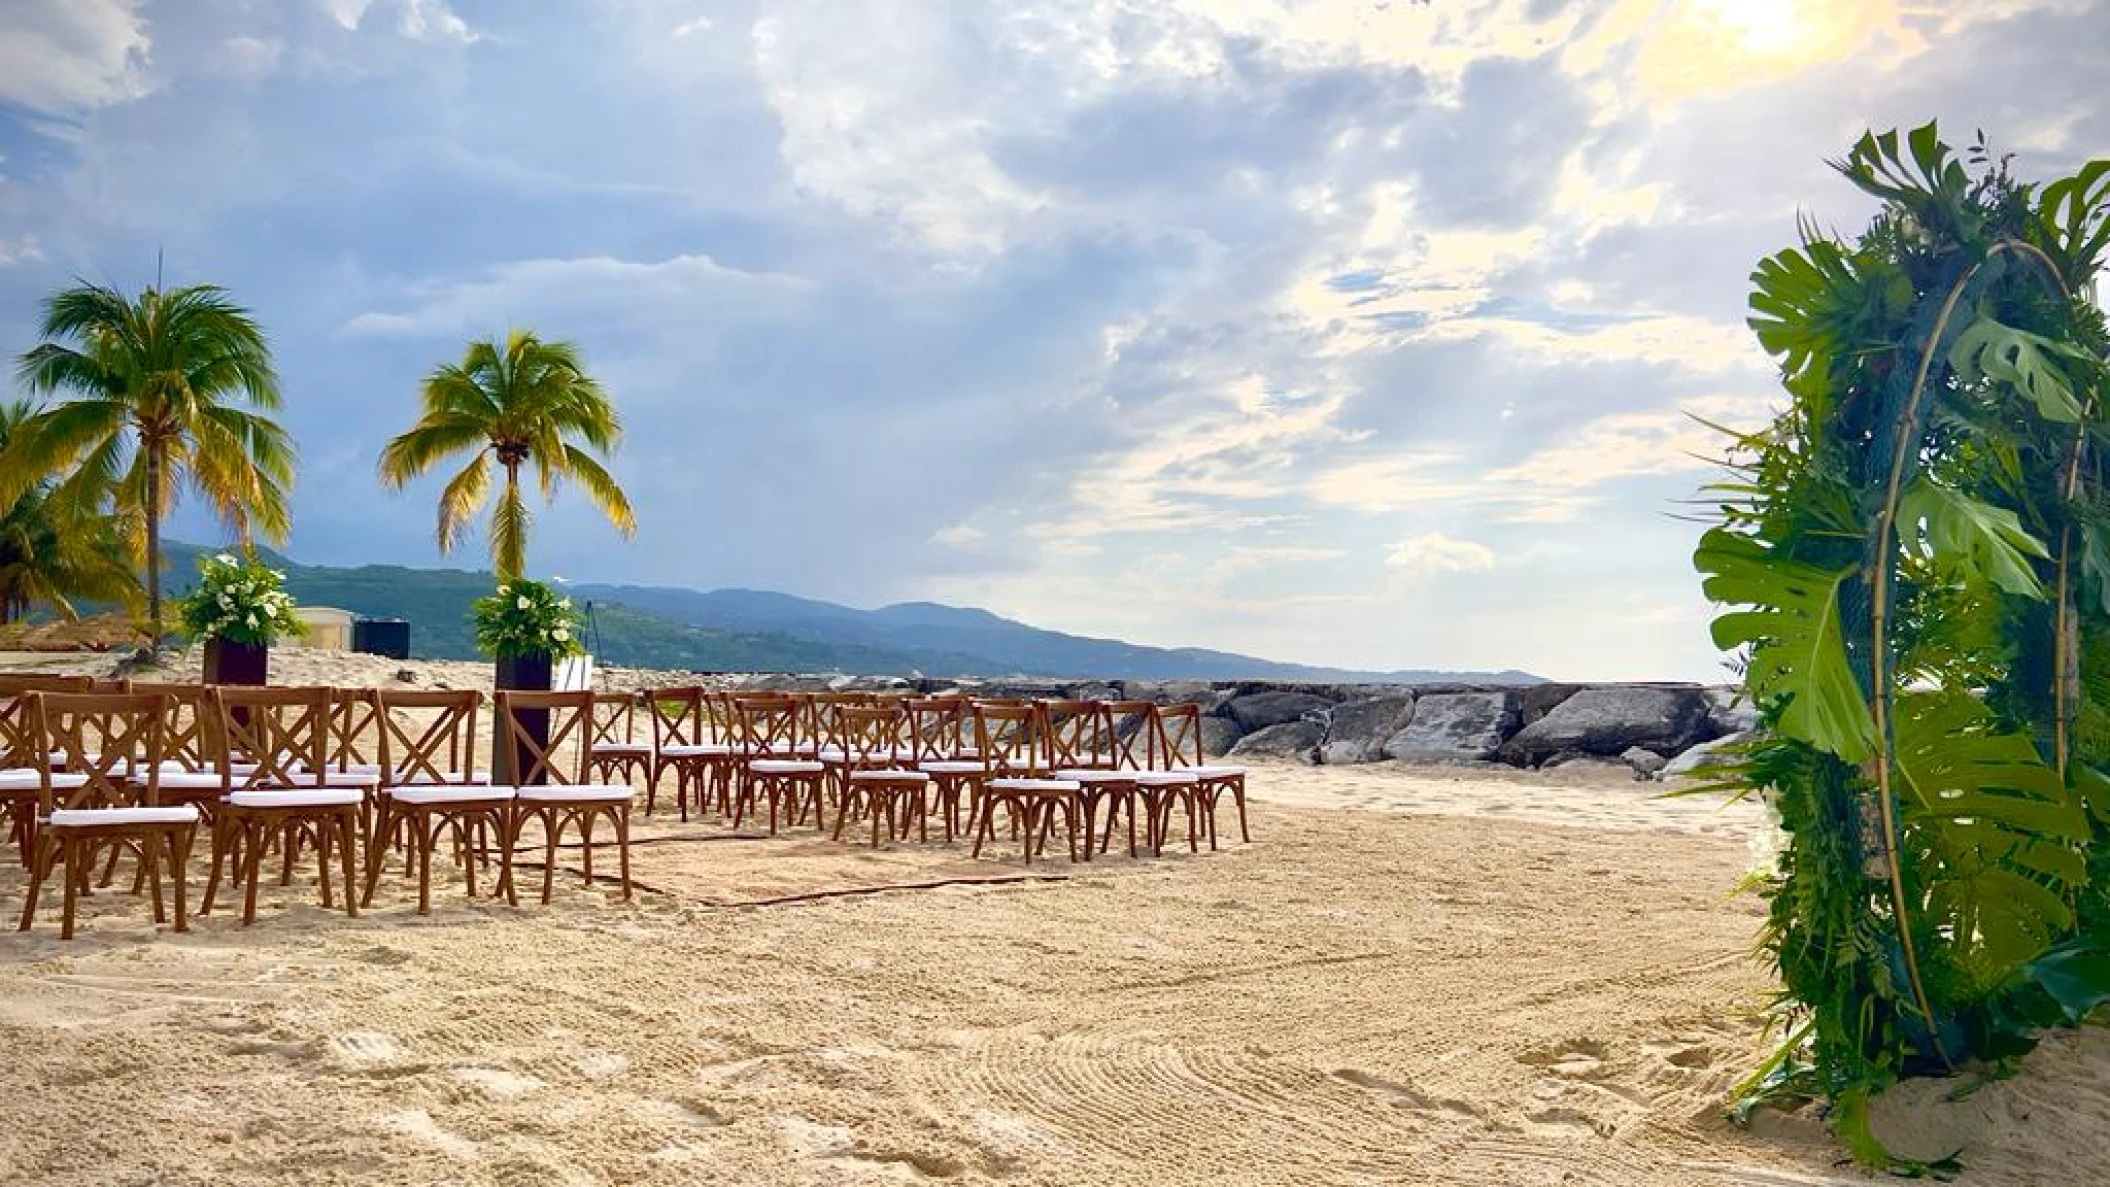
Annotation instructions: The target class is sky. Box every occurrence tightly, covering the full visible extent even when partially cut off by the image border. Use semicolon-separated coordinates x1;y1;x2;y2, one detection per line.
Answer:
0;0;2105;682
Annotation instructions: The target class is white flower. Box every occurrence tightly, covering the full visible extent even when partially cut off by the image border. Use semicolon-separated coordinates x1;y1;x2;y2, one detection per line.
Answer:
496;584;510;596
215;553;236;565
558;598;572;609
246;614;259;628
552;627;570;643
516;595;533;610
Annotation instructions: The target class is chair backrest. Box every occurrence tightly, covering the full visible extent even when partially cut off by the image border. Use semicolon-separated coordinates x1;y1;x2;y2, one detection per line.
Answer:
644;685;707;750
26;691;167;811
0;675;93;767
493;690;595;786
213;686;332;790
972;701;1045;776
1104;700;1159;770
1153;702;1208;769
835;704;906;767
900;696;968;763
1041;699;1111;771
589;691;637;748
128;682;214;772
732;694;800;758
370;689;484;786
327;687;383;772
803;692;873;750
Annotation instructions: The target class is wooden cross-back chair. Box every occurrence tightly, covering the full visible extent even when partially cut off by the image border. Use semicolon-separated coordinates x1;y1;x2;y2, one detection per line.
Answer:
828;704;930;847
802;692;875;760
0;676;93;864
492;690;634;905
1153;702;1249;850
361;688;513;915
730;694;827;834
900;696;977;841
970;701;1084;864
586;691;653;789
646;686;733;820
325;687;385;778
15;692;199;939
201;687;365;926
1041;700;1152;862
127;683;213;772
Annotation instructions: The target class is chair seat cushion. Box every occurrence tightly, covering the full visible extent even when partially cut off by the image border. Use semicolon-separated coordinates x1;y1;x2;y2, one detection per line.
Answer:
660;743;730;758
1134;771;1200;787
1055;769;1137;784
749;759;825;775
513;784;634;803
1178;765;1247;779
294;762;383;779
227;789;364;809
918;761;985;775
49;805;199;827
850;769;930;784
391;785;516;806
988;777;1081;793
0;769;90;792
595;743;653;757
155;772;230;791
388;769;491;786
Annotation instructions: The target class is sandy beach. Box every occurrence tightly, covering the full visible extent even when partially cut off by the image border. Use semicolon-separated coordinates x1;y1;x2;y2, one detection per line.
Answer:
2;653;2108;1184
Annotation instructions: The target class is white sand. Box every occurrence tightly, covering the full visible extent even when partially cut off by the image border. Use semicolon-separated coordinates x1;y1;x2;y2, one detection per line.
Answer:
1;650;2105;1184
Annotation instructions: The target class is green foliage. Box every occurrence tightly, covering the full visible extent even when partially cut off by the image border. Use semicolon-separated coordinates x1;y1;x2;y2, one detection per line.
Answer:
0;280;292;645
1696;123;2110;1168
175;552;304;646
471;578;585;661
378;330;635;583
0;398;138;623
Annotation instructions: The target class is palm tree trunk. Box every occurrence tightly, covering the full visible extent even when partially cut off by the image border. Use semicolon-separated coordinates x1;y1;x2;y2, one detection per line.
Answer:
500;457;523;584
145;438;163;653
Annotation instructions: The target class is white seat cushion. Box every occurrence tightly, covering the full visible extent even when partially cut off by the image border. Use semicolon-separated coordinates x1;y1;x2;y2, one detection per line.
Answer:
1134;771;1200;787
390;785;516;806
659;743;729;758
388;769;491;787
226;789;364;809
849;768;929;783
294;762;383;779
749;759;825;775
513;784;634;803
918;761;985;775
595;742;652;755
1055;769;1138;784
988;777;1081;793
0;769;90;792
155;772;230;791
49;805;199;827
1177;765;1247;779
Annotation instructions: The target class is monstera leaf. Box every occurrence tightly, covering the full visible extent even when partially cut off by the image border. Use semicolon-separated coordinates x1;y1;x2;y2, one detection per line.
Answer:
1696;527;1876;763
2031;159;2110;286
1897;476;2050;599
1893;691;2090;998
1949;316;2091;424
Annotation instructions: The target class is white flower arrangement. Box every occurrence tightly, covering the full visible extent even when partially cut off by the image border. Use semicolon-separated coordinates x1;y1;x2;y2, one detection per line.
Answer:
472;578;585;660
177;553;306;646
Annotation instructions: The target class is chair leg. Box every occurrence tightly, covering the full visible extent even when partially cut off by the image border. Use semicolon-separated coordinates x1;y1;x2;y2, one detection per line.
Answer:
240;821;265;927
542;808;560;905
417;815;438;916
171;825;194;933
60;836;81;940
18;834;54;931
339;813;360;919
143;831;167;924
316;817;336;910
579;811;596;886
614;807;632;901
495;807;519;908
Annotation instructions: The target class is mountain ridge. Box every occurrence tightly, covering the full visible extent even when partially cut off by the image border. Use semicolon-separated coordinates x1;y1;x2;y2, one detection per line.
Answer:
161;541;1540;683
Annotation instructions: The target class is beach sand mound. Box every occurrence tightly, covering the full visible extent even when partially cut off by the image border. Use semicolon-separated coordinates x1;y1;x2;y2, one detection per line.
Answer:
1;727;2105;1181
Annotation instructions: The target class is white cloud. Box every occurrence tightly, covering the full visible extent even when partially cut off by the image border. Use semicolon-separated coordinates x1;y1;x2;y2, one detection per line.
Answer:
930;524;984;547
0;235;43;266
1386;533;1495;574
0;0;150;114
220;36;284;79
341;253;811;340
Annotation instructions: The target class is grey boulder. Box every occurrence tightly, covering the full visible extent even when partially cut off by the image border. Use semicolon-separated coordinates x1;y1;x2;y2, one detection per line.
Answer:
1621;746;1668;778
1318;696;1416;765
1704;688;1759;735
1229;720;1323;763
1224;691;1333;732
1501;686;1712;767
1381;691;1519;762
1662;732;1751;780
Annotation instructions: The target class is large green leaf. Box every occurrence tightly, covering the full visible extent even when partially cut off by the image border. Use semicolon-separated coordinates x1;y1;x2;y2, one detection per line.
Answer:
1897;476;2050;599
1696;527;1876;763
1948;316;2090;424
1894;691;2090;996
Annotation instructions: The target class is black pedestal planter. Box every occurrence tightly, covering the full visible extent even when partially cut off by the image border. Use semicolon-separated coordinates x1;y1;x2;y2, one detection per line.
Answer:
203;638;269;686
493;653;554;785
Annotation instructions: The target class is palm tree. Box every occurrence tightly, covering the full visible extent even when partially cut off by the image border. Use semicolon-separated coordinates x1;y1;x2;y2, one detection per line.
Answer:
0;399;138;624
378;330;635;582
1;282;294;647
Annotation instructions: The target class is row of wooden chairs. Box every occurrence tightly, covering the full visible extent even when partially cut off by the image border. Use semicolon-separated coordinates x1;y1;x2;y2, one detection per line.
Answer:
0;679;636;937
